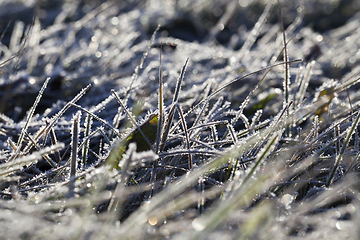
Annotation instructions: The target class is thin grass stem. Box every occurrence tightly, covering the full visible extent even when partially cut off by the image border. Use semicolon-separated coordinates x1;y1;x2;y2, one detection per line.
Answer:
17;77;50;147
326;110;360;187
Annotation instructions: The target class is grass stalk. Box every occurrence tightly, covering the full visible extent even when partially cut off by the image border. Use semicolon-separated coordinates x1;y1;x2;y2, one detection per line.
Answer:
68;111;81;198
326;110;360;187
17;77;49;147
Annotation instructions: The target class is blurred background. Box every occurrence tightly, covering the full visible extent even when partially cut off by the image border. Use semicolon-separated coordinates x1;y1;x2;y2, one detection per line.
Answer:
0;0;360;120
0;0;359;46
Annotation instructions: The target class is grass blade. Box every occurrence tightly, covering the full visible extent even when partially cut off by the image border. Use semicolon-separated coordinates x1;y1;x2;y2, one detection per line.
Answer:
17;77;49;147
68;111;81;198
175;103;192;169
326;110;360;187
111;89;155;152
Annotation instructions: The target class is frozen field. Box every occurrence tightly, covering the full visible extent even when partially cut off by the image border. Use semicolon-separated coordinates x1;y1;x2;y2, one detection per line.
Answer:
0;0;360;239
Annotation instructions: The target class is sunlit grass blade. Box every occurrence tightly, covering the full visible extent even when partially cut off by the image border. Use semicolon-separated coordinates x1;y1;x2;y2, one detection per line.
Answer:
156;48;164;154
173;58;189;104
17;77;49;147
68;111;81;198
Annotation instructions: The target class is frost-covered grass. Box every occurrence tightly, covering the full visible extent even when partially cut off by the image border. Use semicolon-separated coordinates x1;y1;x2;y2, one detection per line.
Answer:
1;0;360;239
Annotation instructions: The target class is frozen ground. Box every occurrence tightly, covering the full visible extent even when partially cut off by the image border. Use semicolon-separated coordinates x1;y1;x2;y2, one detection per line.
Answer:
0;0;360;239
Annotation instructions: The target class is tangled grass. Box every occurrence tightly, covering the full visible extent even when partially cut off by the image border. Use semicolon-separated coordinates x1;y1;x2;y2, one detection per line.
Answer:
1;0;360;239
